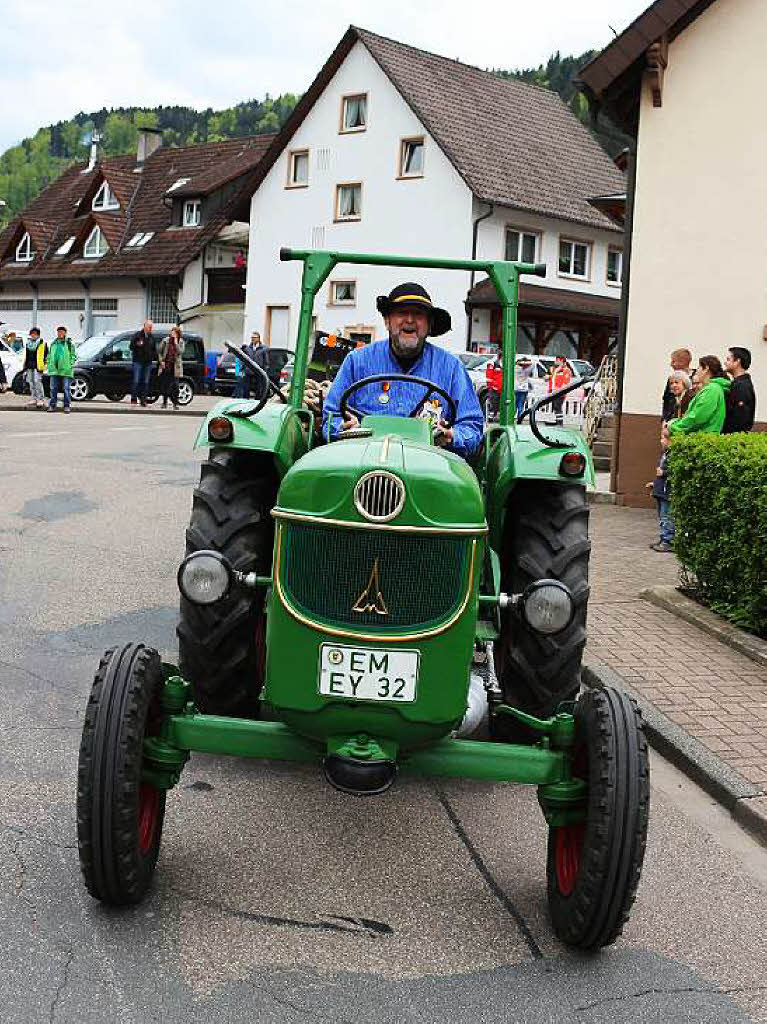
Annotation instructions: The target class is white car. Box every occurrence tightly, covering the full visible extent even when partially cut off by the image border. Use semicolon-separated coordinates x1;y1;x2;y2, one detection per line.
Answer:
460;352;595;406
0;338;23;386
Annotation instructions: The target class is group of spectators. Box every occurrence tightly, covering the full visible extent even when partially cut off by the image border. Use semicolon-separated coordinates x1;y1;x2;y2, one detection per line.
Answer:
650;346;756;552
0;326;79;412
486;352;574;423
128;320;185;409
0;319;187;411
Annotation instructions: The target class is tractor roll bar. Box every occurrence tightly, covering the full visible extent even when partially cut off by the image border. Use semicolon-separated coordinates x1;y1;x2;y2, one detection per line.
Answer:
278;247;546;427
520;374;595;449
279;247;547;278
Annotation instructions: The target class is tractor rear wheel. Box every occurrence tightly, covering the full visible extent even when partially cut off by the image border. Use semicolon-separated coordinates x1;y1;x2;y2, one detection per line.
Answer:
77;643;166;905
546;685;650;949
177;448;276;717
493;482;589;735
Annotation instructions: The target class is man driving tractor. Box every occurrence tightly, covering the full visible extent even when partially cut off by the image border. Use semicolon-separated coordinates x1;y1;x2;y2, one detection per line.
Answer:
319;283;484;457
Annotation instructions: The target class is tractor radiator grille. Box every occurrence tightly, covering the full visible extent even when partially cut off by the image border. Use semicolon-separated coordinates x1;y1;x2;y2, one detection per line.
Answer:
280;522;470;631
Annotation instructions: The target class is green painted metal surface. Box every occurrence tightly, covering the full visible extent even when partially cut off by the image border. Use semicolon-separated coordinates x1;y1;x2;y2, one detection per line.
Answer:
151;711;576;788
192;401;311;477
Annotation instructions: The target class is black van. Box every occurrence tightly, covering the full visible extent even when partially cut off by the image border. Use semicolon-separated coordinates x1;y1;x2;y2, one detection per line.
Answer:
69;329;205;405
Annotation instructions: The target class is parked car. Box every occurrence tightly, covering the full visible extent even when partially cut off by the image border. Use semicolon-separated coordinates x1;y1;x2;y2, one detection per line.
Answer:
65;329;206;405
213;347;292;395
0;338;23;386
464;353;595;409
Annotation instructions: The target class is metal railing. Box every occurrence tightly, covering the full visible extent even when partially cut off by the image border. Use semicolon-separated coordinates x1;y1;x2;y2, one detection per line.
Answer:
582;354;619;446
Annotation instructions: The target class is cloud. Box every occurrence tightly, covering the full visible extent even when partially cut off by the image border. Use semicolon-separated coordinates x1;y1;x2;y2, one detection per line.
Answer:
0;0;649;153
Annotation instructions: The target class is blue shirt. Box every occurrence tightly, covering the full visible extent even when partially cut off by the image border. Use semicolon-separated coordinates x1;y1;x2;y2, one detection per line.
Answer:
322;340;484;457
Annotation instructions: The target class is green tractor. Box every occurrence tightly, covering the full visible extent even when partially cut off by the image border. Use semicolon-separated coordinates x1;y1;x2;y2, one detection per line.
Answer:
76;249;648;950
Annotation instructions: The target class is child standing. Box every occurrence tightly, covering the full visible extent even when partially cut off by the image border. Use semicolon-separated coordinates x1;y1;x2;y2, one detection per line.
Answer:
650;432;673;552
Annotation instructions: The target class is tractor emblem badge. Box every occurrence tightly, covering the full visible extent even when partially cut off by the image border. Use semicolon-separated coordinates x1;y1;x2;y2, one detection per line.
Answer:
352;558;389;615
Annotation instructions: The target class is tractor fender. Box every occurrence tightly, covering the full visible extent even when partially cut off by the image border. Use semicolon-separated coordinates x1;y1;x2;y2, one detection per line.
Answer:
193;400;312;478
483;424;594;550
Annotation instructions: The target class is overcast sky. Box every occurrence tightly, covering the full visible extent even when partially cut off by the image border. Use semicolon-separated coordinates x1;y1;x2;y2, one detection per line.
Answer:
0;0;649;155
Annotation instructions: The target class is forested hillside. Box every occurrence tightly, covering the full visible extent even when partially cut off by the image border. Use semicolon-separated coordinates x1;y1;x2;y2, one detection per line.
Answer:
0;96;298;229
0;51;629;230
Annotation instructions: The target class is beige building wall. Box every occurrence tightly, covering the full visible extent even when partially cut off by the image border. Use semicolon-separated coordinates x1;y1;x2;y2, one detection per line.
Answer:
618;0;767;504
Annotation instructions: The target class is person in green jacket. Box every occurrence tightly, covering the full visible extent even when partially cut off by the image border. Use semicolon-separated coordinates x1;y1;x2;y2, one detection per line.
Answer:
47;326;78;413
667;355;731;438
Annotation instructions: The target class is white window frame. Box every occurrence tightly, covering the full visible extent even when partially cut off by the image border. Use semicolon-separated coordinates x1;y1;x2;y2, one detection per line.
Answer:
329;280;357;306
504;227;539;264
606;247;623;286
558;237;591;280
286;149;309;188
92;181;119;211
340;93;367;133
55;236;76;256
15;232;33;262
398;137;425;179
183;199;202;227
334;183;362;222
83;225;108;259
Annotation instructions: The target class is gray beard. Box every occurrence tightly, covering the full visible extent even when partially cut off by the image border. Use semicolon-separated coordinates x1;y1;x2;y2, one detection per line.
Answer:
389;332;426;362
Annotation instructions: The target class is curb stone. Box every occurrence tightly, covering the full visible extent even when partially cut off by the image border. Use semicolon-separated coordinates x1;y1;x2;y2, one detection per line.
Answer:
582;653;767;848
640;584;767;670
0;401;206;419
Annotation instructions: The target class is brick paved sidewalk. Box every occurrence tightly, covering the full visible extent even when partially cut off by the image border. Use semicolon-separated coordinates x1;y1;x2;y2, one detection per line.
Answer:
587;505;767;793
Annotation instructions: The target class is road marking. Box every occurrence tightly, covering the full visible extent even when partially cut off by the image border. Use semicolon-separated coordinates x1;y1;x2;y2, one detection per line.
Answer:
5;430;71;438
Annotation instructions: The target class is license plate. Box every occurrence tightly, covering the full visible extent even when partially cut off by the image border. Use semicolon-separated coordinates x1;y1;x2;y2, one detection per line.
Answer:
318;644;419;703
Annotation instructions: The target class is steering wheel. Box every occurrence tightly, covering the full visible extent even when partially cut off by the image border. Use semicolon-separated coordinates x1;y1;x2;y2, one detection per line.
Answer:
223;342;287;417
338;373;458;425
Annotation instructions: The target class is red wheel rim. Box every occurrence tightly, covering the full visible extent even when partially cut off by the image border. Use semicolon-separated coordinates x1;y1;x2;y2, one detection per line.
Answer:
554;824;585;897
137;783;160;855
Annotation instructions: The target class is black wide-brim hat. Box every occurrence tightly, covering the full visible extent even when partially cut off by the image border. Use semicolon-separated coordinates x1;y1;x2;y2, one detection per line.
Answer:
376;282;451;337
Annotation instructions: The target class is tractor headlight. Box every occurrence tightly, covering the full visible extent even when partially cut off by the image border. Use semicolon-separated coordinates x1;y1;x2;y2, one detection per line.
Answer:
519;579;574;635
178;550;232;605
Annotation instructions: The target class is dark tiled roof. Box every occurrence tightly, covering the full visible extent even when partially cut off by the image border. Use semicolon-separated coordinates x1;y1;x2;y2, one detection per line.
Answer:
468;276;620;323
356;28;625;231
577;0;716;132
0;136;275;282
231;26;625;232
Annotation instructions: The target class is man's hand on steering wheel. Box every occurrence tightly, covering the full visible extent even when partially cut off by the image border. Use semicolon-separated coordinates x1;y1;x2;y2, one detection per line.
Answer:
341;412;360;432
432;419;453;448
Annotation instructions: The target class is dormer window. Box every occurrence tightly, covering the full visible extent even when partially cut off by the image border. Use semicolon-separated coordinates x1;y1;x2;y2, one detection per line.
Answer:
83;225;108;259
55;236;76;256
15;232;33;262
92;181;119;211
340;94;367;133
183;199;202;227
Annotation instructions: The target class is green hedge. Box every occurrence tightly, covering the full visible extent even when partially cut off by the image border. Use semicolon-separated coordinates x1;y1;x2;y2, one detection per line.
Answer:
668;432;767;638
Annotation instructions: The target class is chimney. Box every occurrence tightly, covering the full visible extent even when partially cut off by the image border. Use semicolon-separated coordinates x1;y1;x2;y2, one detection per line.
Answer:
85;130;102;173
136;128;163;168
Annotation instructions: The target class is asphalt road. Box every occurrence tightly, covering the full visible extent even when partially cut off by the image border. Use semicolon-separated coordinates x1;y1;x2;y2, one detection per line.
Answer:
1;407;767;1023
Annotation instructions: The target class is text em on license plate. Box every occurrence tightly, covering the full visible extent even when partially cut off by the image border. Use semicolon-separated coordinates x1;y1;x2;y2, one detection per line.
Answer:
318;644;419;703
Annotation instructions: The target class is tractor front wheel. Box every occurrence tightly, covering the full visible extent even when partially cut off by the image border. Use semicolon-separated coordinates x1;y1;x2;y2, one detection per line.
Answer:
177;448;275;717
76;643;166;905
547;685;650;949
493;482;589;735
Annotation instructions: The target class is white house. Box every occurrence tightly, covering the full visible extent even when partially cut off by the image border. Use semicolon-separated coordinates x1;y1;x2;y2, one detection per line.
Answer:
580;0;767;506
0;130;274;348
242;27;626;366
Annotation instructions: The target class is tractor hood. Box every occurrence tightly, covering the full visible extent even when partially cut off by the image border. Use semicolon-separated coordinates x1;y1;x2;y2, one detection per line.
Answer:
273;416;485;531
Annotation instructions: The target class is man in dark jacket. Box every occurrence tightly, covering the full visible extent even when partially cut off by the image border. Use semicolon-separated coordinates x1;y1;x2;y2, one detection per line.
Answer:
130;319;156;406
723;347;756;433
